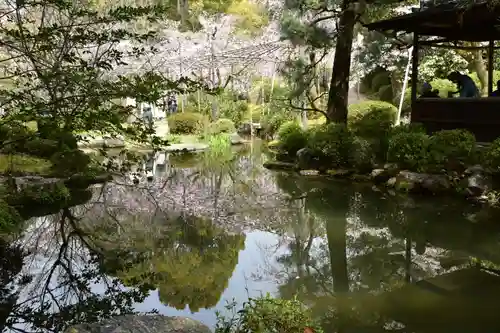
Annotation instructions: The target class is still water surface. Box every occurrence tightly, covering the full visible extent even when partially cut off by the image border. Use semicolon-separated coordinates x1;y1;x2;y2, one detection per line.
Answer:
4;140;500;332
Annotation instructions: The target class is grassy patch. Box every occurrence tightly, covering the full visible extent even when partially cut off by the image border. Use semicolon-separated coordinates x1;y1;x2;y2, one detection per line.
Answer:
0;154;52;175
166;134;202;144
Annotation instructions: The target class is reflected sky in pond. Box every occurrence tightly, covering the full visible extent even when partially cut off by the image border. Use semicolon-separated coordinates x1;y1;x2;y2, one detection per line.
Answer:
4;140;500;332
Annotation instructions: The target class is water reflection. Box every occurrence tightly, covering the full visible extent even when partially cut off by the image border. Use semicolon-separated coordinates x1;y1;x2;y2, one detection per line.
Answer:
3;141;500;332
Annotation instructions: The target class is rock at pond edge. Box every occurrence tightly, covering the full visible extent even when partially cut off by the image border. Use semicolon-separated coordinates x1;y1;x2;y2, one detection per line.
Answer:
65;314;211;333
263;161;298;171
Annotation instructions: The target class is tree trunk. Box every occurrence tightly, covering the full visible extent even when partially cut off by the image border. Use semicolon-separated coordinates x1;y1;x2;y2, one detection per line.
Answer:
326;1;357;124
326;217;349;293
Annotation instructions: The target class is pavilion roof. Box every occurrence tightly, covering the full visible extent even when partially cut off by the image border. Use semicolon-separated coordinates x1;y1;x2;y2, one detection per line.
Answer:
365;1;500;41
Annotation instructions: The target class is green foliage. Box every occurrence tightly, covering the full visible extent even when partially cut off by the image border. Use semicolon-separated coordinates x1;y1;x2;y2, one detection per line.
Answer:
50;149;92;176
390;123;426;136
261;112;294;138
228;0;270;36
278;121;308;156
393;89;411;117
215;295;323;333
166;134;183;144
0;0;196;180
0;154;52;175
483;137;500;171
168;112;207;134
427;129;476;172
22;139;60;159
207;134;232;152
208;119;236;135
387;131;430;172
470;70;500;93
306;123;354;168
250;77;290;104
10;182;71;208
371;72;391;92
348;100;397;138
428;78;456;97
0;200;22;233
419;49;469;83
378;85;394;102
217;90;251;126
109;215;245;313
350;136;376;172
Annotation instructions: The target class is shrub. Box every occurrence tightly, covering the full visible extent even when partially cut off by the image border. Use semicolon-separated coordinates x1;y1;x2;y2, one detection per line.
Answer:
166;134;182;144
219;99;249;127
50;149;91;176
428;129;476;172
483;137;500;171
429;78;456;98
23;139;59;159
307;123;354;168
378;84;394;102
387;131;430;172
390;123;426;136
277;121;308;156
392;89;411;118
208;118;236;135
348;100;397;138
261;112;292;139
250;107;261;122
371;71;391;92
168;112;207;134
350;136;375;172
215;294;323;333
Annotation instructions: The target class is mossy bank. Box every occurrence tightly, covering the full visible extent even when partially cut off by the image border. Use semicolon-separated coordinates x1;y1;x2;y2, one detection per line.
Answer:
265;100;500;204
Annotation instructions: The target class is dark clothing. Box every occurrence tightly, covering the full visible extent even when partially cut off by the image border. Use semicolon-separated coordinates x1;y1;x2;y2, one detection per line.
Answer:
490;90;500;97
456;74;479;98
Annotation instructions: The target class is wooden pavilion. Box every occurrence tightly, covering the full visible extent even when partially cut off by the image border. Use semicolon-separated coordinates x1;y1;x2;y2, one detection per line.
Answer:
365;1;500;142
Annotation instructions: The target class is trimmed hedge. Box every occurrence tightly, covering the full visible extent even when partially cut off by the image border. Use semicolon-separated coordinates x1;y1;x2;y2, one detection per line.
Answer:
207;118;236;135
348;100;397;138
168;112;207;134
277;121;307;156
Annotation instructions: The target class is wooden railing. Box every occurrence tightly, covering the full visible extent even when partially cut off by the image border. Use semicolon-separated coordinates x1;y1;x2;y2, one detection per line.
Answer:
411;98;500;142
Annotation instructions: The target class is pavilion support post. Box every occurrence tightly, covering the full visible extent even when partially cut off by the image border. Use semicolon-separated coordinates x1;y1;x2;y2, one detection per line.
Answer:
410;33;419;104
488;40;494;96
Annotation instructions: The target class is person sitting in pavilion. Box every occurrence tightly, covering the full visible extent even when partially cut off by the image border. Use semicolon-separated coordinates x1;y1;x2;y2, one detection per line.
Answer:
447;71;480;98
419;82;440;98
490;80;500;97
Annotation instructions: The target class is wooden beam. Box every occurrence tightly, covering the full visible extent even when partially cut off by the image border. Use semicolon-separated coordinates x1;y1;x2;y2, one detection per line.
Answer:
489;40;495;96
418;42;500;50
411;33;419;104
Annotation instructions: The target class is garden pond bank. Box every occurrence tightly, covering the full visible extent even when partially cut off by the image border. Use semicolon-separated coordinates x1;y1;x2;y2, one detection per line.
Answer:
4;140;500;332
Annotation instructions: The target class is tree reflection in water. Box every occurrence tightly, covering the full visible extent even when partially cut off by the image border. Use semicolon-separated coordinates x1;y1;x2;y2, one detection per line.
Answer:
0;145;279;332
98;215;245;313
269;172;500;333
5;144;500;333
0;208;153;333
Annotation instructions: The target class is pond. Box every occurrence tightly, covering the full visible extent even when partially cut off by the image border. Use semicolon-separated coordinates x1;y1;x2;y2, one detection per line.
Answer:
4;139;500;332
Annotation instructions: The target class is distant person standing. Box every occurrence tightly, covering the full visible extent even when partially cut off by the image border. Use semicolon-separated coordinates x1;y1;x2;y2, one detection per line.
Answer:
447;71;480;98
142;106;153;129
168;95;178;114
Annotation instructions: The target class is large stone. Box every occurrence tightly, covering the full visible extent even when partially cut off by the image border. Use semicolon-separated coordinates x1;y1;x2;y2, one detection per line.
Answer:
371;168;393;183
263;161;298;171
296;147;314;169
65;315;211;333
389;171;451;194
462;165;492;197
229;132;245;145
